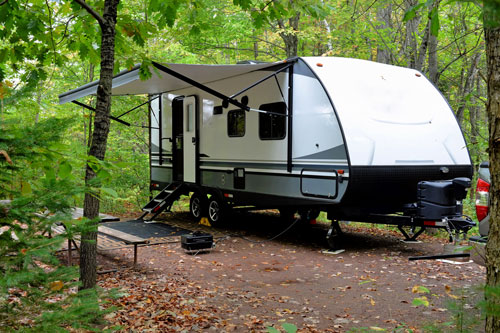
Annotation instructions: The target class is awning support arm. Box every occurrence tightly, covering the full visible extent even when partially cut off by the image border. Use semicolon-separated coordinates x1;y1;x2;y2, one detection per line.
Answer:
151;61;290;117
152;61;249;110
229;62;293;99
116;95;160;119
72;100;131;126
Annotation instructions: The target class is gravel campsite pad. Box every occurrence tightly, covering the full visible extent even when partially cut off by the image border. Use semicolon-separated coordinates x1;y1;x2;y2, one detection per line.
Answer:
97;212;485;332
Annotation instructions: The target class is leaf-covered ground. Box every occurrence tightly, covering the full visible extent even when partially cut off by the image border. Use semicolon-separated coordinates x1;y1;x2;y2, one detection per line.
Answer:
97;212;485;332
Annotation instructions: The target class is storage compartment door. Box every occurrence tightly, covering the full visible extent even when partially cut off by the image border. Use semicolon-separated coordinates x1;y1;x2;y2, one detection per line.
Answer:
300;169;338;199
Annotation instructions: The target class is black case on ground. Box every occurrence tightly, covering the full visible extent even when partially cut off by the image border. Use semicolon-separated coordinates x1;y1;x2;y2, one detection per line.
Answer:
181;232;213;251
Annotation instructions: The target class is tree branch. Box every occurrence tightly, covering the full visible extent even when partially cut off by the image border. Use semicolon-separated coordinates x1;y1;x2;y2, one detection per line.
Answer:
57;15;77;45
73;0;104;28
0;0;8;6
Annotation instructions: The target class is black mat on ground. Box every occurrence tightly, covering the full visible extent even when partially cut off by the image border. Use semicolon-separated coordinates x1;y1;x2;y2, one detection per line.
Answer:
100;220;191;239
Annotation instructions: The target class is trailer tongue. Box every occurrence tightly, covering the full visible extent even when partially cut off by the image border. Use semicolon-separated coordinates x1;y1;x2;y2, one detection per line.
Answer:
325;177;475;249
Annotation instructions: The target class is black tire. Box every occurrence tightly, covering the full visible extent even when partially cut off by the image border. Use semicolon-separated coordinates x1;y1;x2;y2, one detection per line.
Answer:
207;195;227;226
189;192;207;220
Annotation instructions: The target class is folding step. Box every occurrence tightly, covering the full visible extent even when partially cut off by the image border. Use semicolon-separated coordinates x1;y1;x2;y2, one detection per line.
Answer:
138;182;186;222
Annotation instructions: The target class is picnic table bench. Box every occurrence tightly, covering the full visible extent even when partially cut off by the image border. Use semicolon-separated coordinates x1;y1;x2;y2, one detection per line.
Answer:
98;226;149;266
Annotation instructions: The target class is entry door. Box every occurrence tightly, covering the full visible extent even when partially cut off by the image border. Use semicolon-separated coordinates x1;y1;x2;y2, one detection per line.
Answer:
172;97;184;181
183;96;197;183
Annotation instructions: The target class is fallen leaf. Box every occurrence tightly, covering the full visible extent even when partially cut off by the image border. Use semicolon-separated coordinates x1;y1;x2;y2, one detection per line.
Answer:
412;296;429;307
49;281;64;292
412;285;430;294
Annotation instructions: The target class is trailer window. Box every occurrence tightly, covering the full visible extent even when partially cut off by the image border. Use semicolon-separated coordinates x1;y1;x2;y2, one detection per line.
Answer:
228;109;245;137
259;102;286;140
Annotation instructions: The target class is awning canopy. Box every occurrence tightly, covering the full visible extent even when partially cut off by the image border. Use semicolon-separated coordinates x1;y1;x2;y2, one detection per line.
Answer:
58;61;285;105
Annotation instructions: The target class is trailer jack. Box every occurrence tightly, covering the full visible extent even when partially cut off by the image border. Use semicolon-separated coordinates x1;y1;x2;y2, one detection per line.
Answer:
326;220;343;250
398;225;426;242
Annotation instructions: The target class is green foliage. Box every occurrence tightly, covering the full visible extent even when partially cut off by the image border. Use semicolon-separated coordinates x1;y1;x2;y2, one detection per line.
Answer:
483;0;500;29
0;118;111;331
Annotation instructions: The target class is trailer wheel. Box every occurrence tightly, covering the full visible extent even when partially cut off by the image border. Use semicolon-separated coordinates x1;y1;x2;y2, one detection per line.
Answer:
207;195;227;226
189;192;207;220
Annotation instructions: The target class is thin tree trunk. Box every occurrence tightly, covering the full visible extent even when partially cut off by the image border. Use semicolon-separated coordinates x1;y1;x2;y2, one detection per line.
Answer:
77;0;120;290
456;52;481;125
428;28;439;84
278;12;300;58
403;0;420;68
253;37;258;60
469;76;480;167
414;22;429;71
484;6;500;332
427;0;441;84
376;4;392;64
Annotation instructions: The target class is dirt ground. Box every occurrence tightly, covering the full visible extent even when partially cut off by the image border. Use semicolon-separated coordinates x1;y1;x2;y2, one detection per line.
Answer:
96;211;486;332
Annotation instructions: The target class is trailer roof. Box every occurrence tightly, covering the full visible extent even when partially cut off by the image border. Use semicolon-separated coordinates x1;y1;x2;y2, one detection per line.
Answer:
58;61;285;104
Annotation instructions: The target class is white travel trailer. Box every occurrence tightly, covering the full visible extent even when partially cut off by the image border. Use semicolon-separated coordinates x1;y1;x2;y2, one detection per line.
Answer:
59;57;474;245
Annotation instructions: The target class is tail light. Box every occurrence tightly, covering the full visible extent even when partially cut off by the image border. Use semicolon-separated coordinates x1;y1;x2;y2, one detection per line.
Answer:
475;178;490;221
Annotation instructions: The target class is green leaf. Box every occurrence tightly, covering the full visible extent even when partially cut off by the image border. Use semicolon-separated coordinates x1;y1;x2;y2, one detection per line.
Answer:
413;285;430;294
101;187;118;198
139;60;152;80
403;3;425;22
59;161;72;179
412;296;429;307
44;167;56;182
266;327;280;333
21;181;32;195
282;323;298;333
359;279;374;285
96;168;111;181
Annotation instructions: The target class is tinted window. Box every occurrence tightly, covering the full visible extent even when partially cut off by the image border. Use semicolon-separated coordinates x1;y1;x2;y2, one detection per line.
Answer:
228;109;245;137
259;102;287;140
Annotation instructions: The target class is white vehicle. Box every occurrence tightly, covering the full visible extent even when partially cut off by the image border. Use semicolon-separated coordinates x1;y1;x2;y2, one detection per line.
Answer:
59;57;474;245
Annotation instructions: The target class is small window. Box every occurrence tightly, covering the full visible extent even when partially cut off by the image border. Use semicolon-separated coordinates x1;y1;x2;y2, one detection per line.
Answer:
228;109;245;137
259;102;286;140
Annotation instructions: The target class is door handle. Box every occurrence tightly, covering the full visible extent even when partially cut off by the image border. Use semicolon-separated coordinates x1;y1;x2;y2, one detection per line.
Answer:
192;137;196;144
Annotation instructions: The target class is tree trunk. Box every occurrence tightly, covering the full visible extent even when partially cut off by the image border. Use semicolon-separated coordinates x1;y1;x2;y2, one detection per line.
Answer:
456;52;481;125
428;0;441;84
428;28;439;84
414;22;430;71
376;4;392;64
278;12;300;58
79;0;120;290
469;76;480;167
484;7;500;332
403;0;420;68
